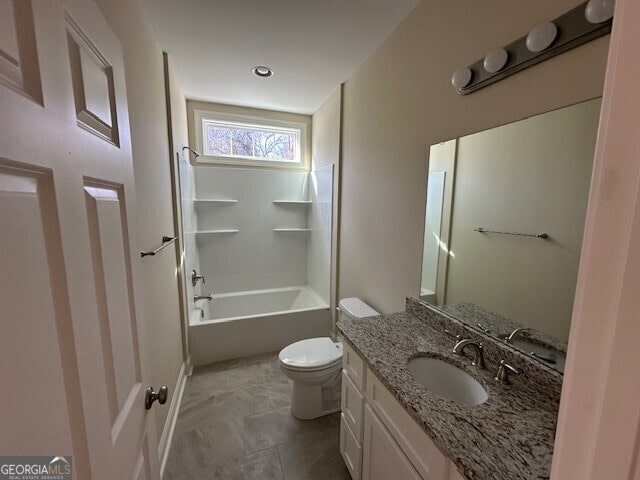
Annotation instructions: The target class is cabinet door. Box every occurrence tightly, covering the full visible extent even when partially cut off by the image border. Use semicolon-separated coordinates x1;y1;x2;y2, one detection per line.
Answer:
362;405;422;480
342;369;366;440
341;414;362;480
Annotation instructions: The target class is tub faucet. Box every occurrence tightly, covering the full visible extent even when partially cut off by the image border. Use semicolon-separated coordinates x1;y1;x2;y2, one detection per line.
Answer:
194;294;213;302
504;327;532;343
452;339;486;369
191;269;206;287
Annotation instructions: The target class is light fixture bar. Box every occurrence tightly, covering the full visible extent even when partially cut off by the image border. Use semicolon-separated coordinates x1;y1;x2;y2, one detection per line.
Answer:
454;1;613;95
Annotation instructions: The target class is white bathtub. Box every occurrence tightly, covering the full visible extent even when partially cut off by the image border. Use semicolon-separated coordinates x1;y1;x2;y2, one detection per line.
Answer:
189;286;331;365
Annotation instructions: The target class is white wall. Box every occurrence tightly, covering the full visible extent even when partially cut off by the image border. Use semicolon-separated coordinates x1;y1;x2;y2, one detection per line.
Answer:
178;153;203;316
426;139;457;305
339;0;609;314
311;87;342;330
308;164;334;304
165;55;191;353
421;171;445;295
193;167;311;294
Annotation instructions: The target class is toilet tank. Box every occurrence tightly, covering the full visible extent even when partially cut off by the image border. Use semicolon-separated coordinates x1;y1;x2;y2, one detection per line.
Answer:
338;297;379;321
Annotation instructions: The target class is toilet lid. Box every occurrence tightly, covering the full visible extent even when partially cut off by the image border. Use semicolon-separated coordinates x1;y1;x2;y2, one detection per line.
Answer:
279;337;343;370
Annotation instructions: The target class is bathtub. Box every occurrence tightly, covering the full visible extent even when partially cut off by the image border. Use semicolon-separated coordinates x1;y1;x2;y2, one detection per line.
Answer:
189;286;331;365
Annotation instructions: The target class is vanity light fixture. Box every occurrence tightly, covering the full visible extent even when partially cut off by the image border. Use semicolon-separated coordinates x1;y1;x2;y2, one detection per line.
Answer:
585;0;615;24
526;22;559;52
483;48;509;73
451;1;613;95
451;67;472;89
253;66;274;78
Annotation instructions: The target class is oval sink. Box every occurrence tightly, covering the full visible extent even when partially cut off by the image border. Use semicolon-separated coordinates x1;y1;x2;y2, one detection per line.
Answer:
407;357;488;406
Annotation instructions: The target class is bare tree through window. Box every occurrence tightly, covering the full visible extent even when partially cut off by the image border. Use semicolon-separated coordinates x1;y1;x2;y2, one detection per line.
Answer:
203;120;299;163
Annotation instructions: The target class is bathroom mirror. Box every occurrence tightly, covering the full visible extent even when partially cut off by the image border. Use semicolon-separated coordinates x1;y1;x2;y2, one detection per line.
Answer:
420;98;602;373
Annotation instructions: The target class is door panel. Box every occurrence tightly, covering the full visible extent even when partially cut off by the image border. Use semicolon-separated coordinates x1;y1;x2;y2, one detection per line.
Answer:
0;0;43;103
66;14;119;145
0;163;74;455
84;183;141;424
0;0;159;478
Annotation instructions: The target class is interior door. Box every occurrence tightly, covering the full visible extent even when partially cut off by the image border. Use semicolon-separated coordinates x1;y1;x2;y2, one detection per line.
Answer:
0;0;160;479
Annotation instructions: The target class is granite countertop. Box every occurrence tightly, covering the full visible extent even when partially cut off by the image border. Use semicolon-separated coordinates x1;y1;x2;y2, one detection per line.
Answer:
337;307;560;480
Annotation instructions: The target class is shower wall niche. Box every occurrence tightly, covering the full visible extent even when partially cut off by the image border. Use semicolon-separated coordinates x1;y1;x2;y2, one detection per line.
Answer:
180;160;334;364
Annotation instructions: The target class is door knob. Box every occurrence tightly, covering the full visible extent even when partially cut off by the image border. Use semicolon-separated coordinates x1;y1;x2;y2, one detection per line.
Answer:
145;385;168;410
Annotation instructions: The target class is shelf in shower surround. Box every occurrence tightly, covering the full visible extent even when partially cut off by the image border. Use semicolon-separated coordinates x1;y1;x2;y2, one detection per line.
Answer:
195;229;240;234
273;228;311;232
193;199;238;204
273;200;311;205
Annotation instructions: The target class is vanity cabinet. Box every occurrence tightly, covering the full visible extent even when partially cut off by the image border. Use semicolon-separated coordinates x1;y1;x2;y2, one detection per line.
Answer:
340;343;465;480
362;405;422;480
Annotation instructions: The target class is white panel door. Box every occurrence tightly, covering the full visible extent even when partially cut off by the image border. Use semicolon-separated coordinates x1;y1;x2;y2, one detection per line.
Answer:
0;1;160;479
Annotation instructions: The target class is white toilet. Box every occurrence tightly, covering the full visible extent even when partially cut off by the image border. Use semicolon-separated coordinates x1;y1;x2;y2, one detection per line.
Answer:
279;298;379;420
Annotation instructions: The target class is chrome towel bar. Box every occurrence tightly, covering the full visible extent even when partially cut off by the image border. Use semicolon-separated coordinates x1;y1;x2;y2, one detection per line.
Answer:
474;227;548;239
140;236;177;258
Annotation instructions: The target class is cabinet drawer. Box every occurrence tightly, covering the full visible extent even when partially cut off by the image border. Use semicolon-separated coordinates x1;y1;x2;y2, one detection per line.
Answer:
366;368;449;480
343;342;366;390
341;369;365;440
340;413;362;480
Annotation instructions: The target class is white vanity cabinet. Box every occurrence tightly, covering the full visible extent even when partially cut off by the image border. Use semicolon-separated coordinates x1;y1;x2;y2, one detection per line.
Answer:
340;342;466;480
362;404;422;480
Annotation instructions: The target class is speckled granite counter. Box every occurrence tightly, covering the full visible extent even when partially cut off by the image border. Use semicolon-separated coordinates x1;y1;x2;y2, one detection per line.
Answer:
337;298;562;480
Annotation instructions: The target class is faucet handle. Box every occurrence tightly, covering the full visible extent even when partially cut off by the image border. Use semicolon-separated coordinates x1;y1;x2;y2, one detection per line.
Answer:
473;343;486;369
444;329;463;342
495;360;520;385
191;269;206;287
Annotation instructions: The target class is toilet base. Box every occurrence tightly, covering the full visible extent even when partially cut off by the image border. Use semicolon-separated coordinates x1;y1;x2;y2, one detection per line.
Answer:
289;369;342;420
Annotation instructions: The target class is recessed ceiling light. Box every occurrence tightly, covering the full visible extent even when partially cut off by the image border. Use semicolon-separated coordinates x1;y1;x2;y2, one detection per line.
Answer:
253;66;274;78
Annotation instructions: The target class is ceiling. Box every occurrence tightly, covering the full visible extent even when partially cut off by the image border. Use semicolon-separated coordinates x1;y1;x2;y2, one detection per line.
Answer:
141;0;419;114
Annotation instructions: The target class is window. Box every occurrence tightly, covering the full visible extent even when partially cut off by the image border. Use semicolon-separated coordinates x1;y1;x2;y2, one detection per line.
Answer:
194;109;309;170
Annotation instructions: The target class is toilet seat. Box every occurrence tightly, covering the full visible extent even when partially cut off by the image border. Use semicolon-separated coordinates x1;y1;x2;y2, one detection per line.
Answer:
279;337;342;372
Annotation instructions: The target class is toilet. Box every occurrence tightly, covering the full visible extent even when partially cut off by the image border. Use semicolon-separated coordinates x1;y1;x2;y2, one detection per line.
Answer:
279;297;379;420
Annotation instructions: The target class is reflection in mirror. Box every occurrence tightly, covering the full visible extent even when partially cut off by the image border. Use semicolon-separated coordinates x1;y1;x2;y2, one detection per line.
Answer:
420;98;602;373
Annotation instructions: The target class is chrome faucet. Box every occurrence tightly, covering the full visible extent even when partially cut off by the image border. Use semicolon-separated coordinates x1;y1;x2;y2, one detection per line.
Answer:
504;327;532;343
495;360;520;385
191;269;206;287
452;339;486;369
194;294;213;302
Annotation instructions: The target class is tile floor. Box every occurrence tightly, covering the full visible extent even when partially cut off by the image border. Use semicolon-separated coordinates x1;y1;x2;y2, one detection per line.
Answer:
164;352;350;480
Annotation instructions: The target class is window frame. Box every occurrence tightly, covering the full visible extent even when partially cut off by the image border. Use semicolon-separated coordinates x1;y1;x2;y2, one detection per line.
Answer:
194;109;309;171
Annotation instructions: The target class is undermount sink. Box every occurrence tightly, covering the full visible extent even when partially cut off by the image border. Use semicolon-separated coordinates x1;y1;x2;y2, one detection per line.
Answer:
407;357;488;406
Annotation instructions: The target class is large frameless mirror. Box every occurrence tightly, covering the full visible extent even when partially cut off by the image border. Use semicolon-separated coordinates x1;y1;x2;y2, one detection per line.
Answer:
420;98;602;373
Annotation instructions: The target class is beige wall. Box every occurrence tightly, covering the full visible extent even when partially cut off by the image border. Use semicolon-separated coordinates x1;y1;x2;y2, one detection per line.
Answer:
445;99;600;341
311;87;342;332
95;0;184;438
552;0;640;476
339;0;609;314
165;55;190;361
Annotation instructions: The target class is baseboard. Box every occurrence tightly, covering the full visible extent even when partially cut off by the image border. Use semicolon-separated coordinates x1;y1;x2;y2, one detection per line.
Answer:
158;357;190;478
